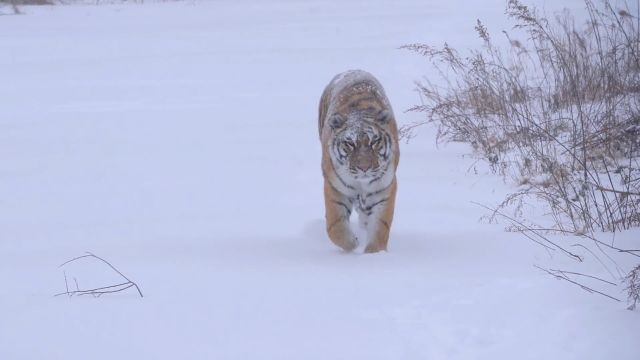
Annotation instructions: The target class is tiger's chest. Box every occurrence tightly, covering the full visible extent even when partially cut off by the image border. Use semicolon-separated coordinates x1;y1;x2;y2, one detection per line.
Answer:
332;164;394;207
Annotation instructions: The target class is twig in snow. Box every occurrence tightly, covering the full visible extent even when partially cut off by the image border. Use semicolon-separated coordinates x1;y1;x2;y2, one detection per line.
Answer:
55;252;143;298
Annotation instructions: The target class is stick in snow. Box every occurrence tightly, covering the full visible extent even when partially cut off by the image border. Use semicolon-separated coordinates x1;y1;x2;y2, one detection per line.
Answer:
55;252;143;298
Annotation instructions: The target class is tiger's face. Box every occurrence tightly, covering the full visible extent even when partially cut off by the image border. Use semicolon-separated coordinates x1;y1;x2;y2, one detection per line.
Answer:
330;114;392;180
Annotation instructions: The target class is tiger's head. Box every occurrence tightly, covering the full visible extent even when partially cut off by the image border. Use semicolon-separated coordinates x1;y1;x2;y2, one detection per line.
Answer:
328;110;393;180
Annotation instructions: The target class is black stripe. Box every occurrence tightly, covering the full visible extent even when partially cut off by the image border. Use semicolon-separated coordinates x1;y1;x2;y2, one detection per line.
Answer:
332;141;346;165
364;197;389;212
328;215;348;232
327;180;344;196
382;133;392;160
369;160;393;185
365;182;393;198
368;171;386;185
330;156;355;190
332;200;352;215
378;219;390;231
334;126;349;138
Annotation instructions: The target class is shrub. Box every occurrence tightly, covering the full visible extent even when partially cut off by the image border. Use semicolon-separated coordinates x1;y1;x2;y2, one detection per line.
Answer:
403;0;639;233
403;0;640;307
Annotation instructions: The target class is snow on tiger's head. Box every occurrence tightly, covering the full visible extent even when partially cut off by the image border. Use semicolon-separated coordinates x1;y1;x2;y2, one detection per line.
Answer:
328;109;393;180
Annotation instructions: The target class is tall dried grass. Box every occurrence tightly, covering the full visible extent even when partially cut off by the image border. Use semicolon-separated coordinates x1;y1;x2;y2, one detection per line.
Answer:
403;0;640;307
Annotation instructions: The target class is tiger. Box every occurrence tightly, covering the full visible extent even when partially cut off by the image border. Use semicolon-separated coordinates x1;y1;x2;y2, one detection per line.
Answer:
318;70;400;253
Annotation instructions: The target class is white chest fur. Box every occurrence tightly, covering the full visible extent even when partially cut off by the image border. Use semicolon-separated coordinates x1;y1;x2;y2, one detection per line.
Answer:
330;156;395;211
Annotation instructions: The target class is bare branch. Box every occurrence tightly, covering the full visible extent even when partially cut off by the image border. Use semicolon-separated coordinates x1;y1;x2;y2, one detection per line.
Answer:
535;265;621;302
56;253;143;298
472;201;583;261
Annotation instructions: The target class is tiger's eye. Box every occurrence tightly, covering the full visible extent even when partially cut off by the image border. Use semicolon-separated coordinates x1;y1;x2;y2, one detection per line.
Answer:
371;136;381;148
342;142;354;152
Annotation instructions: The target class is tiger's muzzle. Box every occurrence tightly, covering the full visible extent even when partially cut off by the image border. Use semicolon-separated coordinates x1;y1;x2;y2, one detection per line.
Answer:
349;149;379;176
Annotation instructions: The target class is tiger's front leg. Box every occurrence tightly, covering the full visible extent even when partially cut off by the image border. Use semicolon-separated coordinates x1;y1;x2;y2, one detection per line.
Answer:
324;180;358;251
363;178;397;253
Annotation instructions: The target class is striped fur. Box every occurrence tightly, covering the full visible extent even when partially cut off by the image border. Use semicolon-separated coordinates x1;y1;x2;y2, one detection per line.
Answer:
318;70;399;253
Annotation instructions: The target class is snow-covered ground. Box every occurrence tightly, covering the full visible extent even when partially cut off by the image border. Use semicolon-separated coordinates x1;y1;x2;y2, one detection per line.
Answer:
1;1;637;359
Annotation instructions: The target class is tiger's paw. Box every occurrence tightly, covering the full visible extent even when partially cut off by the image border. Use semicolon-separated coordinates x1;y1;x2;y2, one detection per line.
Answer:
334;235;359;252
364;242;387;254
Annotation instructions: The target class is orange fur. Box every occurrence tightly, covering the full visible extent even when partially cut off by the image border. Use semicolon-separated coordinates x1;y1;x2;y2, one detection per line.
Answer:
318;71;399;253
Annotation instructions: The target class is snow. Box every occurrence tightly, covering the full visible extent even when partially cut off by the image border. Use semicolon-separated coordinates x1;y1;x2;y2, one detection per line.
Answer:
0;1;638;359
327;69;391;109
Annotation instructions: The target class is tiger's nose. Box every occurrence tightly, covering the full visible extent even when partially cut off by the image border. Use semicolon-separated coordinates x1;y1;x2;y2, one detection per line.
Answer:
355;161;371;172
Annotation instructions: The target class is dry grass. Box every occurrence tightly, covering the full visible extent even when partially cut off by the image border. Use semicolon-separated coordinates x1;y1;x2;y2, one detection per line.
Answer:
403;0;640;308
625;264;640;309
403;0;639;233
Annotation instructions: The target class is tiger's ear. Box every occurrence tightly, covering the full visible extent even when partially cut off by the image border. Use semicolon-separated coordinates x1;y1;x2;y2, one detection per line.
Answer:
376;110;391;124
329;114;346;129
